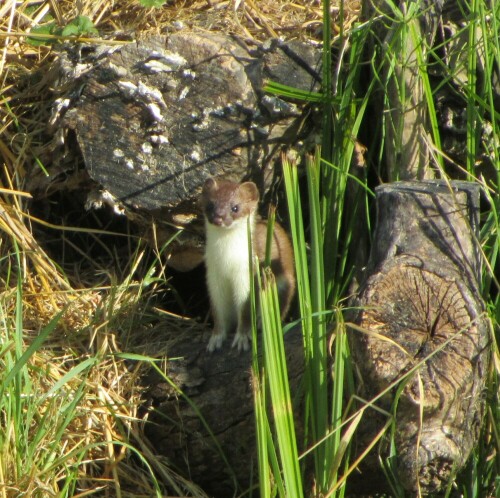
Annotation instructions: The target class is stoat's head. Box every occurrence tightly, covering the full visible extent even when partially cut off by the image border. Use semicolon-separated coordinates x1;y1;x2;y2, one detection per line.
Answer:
201;178;259;228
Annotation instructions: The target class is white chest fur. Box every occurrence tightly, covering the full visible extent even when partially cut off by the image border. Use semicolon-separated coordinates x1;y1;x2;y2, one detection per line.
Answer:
204;216;254;351
205;217;253;305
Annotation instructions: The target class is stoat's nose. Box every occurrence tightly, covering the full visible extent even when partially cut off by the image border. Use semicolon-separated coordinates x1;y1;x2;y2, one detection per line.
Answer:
207;206;231;227
211;215;224;226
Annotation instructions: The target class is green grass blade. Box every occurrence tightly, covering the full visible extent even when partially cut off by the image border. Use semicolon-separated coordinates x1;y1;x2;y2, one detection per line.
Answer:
321;0;333;163
260;268;303;498
282;156;313;342
328;311;349;492
306;153;330;490
264;81;323;103
408;16;443;170
250;220;274;498
466;0;479;174
44;356;99;398
253;370;272;498
2;309;65;393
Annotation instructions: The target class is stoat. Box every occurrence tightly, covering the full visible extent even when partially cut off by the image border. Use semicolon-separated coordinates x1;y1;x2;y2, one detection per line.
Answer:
200;177;295;352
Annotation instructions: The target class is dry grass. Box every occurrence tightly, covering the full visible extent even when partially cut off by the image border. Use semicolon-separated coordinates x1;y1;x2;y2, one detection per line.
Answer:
0;1;362;496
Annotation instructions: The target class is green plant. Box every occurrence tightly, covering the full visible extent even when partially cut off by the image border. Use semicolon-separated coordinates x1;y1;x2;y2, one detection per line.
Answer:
0;249;92;495
27;15;98;46
139;0;167;7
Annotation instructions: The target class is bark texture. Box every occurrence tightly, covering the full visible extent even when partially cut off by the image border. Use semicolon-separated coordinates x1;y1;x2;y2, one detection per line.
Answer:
349;180;490;494
49;33;322;210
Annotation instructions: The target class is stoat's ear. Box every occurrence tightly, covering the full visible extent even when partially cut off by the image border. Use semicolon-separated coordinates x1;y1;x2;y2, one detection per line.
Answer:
239;182;259;203
202;177;217;193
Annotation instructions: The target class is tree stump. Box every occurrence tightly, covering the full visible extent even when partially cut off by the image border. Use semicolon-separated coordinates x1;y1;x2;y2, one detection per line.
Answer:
349;180;490;494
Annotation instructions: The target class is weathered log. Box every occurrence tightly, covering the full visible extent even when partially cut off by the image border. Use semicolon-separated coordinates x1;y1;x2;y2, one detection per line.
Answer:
61;34;319;210
142;322;305;498
349;180;490;494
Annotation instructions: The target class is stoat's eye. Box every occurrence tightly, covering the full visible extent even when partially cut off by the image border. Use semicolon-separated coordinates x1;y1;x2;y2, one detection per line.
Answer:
231;204;239;213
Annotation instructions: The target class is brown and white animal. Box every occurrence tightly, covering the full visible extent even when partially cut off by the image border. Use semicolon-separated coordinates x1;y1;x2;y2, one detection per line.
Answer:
200;177;295;352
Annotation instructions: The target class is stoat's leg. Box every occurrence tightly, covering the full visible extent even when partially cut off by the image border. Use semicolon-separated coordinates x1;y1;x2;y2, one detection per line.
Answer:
231;329;250;352
207;310;233;352
206;269;236;351
207;295;235;352
207;328;227;352
232;300;252;352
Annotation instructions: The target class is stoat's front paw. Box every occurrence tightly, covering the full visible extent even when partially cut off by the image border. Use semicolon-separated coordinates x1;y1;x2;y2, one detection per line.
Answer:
207;332;225;352
231;332;250;352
